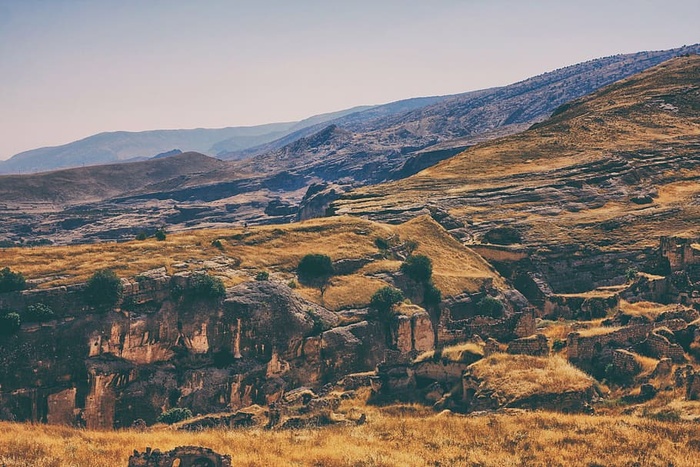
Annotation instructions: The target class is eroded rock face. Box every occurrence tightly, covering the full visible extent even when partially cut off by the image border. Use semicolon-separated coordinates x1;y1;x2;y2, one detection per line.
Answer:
0;274;395;428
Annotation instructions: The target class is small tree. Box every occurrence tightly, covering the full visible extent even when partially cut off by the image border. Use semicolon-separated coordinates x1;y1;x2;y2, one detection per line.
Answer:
400;255;432;283
0;312;21;335
370;286;405;319
154;228;167;241
297;254;334;298
85;269;123;309
0;267;26;293
156;407;192;424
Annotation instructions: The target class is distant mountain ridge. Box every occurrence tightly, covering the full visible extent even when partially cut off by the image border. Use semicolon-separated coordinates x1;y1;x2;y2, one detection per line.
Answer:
0;106;375;174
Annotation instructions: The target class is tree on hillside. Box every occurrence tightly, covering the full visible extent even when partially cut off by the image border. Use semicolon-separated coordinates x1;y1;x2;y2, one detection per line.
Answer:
400;254;432;283
297;254;334;300
370;286;405;319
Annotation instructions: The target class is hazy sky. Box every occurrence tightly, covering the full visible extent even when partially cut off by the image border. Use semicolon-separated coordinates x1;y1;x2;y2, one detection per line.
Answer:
0;0;698;160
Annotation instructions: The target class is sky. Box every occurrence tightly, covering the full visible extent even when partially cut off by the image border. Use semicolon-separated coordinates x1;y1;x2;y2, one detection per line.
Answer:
0;0;698;160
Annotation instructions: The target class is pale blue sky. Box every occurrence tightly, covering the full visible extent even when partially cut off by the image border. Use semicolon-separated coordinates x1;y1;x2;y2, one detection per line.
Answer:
0;0;698;159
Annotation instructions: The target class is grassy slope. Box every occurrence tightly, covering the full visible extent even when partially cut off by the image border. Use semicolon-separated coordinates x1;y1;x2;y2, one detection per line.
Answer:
0;215;503;310
335;56;700;251
2;404;700;466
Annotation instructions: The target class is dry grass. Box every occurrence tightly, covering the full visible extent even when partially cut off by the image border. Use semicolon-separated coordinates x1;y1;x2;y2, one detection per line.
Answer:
415;342;484;364
469;354;595;399
620;300;675;320
3;404;700;466
1;215;503;311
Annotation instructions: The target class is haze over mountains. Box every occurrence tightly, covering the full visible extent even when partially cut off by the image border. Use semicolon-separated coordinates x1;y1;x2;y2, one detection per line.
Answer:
2;44;698;177
0;44;698;246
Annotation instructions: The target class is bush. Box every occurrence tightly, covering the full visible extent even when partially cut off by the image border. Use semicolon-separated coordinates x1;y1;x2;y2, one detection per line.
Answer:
24;303;54;322
370;286;405;317
477;296;504;318
212;239;224;250
423;281;442;306
552;338;566;352
84;269;123;309
186;273;225;299
287;280;297;289
626;267;639;282
156;407;192;425
0;267;27;293
255;271;269;281
154;229;167;241
0;312;21;335
400;255;432;283
135;232;147;241
297;254;334;295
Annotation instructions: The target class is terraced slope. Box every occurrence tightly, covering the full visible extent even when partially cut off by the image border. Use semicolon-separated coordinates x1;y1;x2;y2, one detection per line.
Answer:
333;56;700;292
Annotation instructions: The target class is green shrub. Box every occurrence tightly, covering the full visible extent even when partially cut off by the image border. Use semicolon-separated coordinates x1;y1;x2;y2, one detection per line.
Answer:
477;296;504;318
423;281;442;306
374;237;389;251
400;255;432;283
552;338;566;352
136;232;148;241
0;267;27;293
24;303;54;322
287;280;298;289
626;267;639;282
84;269;123;309
255;271;269;281
211;239;224;250
186;273;225;299
370;286;405;318
0;312;21;335
297;254;334;297
154;229;167;241
156;407;192;424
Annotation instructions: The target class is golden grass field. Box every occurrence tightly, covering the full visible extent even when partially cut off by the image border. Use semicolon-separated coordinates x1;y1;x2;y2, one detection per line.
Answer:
0;215;502;311
2;399;700;467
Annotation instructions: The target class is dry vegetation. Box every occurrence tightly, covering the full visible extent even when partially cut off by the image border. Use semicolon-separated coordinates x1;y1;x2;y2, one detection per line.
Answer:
3;401;700;466
415;342;485;364
469;354;595;399
0;215;502;311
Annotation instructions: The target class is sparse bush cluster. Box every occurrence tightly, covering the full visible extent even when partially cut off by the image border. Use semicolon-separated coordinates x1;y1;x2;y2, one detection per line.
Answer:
185;273;226;299
24;303;54;322
84;269;123;310
370;286;405;319
0;311;21;336
0;267;26;293
477;295;504;318
156;407;192;425
255;271;269;281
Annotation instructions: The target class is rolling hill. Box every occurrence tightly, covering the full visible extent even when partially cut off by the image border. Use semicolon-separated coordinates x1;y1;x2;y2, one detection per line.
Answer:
333;55;700;292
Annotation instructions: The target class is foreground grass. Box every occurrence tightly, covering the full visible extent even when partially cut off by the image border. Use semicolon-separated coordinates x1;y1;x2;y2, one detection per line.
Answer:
2;406;700;466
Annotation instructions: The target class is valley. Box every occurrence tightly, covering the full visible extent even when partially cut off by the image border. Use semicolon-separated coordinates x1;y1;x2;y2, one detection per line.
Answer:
0;49;699;467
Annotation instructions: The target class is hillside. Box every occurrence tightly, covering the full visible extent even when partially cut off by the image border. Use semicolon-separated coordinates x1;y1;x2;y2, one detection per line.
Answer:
0;152;225;205
221;44;700;186
334;55;700;292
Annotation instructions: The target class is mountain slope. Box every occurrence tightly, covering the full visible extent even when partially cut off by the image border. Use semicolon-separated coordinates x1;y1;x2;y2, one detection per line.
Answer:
333;55;700;292
218;44;700;185
0;152;226;205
